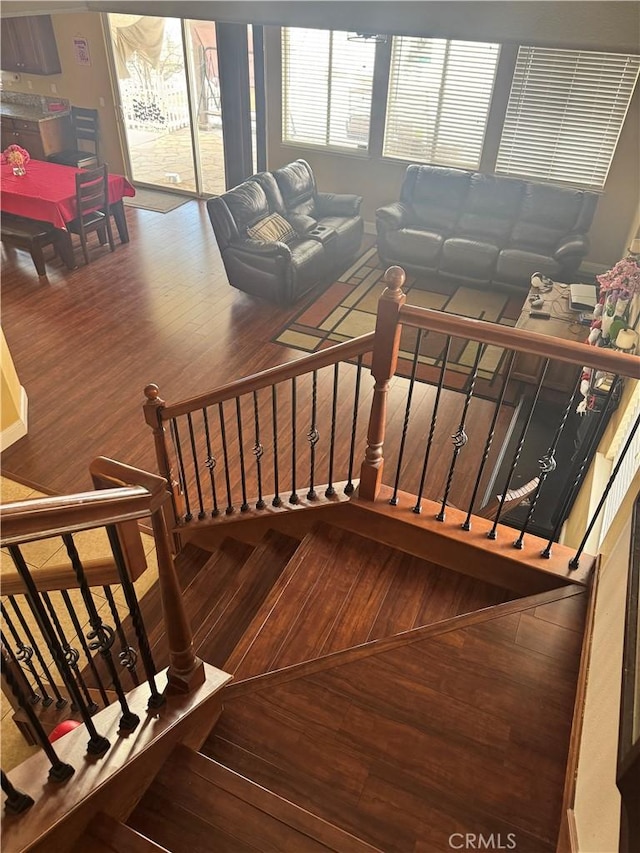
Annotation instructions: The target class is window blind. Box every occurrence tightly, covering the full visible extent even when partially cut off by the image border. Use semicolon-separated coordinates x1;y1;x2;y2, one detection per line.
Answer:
496;47;640;189
383;37;500;169
282;28;375;150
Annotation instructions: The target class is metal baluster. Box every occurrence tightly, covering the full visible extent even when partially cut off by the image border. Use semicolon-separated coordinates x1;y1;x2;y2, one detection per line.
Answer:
542;379;622;559
7;596;65;708
104;526;164;709
103;585;140;687
253;391;266;509
569;412;640;570
1;643;74;783
41;592;98;714
307;370;319;500
325;364;339;498
187;412;206;520
345;355;364;495
391;330;423;505
514;374;581;549
272;385;282;507
61;534;139;733
60;589;110;706
488;360;550;540
290;376;299;504
171;418;192;522
219;401;234;514
8;547;109;754
413;335;452;514
235;397;250;512
1;769;34;814
437;342;484;521
202;407;220;516
1;602;45;705
462;350;516;530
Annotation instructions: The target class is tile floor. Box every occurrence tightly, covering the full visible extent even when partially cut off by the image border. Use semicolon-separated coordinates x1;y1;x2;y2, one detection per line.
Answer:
1;476;159;771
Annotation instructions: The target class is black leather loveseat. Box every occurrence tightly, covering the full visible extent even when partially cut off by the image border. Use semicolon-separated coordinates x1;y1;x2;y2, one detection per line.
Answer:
376;165;599;291
207;160;363;304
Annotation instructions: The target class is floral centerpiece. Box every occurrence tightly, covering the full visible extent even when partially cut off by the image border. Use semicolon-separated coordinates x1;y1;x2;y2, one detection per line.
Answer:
2;144;30;175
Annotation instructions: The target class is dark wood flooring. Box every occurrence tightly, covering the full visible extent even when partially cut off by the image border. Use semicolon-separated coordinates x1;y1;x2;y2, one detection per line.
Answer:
1;201;515;509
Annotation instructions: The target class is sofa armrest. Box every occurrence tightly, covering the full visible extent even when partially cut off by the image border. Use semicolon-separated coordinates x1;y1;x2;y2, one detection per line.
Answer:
316;192;362;217
376;202;411;233
230;238;292;260
554;234;590;262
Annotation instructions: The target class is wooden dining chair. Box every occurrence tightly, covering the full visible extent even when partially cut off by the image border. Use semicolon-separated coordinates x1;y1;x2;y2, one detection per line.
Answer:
67;163;115;266
49;106;99;170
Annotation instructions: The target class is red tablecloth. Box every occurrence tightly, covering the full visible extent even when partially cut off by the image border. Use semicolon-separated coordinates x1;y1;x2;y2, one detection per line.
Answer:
0;159;135;229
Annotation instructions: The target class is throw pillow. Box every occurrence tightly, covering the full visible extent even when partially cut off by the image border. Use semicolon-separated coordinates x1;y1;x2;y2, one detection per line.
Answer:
247;212;296;244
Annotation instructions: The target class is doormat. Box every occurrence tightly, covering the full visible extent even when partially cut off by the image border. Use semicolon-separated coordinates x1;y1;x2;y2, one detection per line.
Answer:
272;246;525;398
123;188;190;213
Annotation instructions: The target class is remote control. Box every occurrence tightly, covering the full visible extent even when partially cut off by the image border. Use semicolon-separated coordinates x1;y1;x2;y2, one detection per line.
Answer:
529;310;551;319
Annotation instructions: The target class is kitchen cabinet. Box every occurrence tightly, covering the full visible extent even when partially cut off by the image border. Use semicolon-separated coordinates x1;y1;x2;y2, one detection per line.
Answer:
1;115;71;161
1;16;61;76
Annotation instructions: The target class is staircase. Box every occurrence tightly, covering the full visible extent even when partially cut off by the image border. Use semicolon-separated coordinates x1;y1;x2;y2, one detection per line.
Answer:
67;516;587;852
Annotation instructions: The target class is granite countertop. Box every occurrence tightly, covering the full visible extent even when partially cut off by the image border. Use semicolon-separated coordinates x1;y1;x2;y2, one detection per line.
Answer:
1;103;71;122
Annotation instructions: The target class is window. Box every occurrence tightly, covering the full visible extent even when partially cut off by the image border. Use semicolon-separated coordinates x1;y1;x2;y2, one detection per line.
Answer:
282;28;376;150
496;47;640;189
383;37;500;169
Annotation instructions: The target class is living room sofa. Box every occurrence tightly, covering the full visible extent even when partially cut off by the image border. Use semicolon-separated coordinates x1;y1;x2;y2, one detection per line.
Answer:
376;165;599;291
207;160;363;304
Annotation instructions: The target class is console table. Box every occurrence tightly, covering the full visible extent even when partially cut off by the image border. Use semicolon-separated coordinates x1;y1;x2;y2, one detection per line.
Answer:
513;282;588;394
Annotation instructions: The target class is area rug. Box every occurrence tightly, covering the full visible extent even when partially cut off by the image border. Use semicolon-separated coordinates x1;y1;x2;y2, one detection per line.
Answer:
272;246;525;397
123;188;189;213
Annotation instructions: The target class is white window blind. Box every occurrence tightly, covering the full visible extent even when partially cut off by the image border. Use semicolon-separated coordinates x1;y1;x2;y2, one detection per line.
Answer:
282;28;375;150
383;37;500;169
496;47;640;189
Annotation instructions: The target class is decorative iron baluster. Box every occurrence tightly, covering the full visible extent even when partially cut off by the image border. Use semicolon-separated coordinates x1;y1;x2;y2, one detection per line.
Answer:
345;355;364;495
488;360;550;540
219;401;234;514
60;588;110;706
325;364;339;498
202;407;220;516
235;397;250;512
437;343;484;521
413;335;453;514
1;643;74;783
462;350;516;530
171;418;192;522
61;534;139;734
391;330;423;505
569;411;640;570
42;591;97;714
1;602;45;705
290;376;299;504
307;370;319;500
104;526;164;709
1;769;34;814
7;595;65;708
187;412;206;520
514;375;581;549
272;385;282;507
252;391;266;509
103;585;139;687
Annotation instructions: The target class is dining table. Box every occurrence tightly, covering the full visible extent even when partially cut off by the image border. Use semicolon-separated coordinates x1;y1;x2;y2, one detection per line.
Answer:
0;158;136;270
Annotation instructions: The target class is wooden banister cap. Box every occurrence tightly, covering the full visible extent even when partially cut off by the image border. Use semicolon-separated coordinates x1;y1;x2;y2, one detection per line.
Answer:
143;383;163;404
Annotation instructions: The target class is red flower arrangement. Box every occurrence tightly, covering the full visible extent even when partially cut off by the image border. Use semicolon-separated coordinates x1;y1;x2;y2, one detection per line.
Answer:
2;144;30;170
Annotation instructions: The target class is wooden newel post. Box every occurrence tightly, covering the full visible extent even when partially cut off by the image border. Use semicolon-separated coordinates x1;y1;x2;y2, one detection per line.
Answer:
143;384;184;535
359;266;406;501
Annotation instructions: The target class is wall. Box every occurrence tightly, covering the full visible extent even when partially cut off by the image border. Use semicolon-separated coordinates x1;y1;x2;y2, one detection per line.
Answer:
0;328;28;451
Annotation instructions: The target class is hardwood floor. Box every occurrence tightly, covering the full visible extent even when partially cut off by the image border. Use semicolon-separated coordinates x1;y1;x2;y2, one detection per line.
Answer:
1;201;514;507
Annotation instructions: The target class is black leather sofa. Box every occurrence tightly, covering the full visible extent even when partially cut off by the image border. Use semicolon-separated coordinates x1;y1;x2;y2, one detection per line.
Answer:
376;165;599;291
207;160;363;304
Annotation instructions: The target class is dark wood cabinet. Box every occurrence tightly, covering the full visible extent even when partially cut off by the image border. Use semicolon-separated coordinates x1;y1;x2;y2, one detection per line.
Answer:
1;15;61;75
1;116;71;160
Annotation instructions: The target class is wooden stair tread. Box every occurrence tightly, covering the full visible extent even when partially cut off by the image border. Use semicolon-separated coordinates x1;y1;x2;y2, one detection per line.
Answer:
225;522;513;681
72;811;170;852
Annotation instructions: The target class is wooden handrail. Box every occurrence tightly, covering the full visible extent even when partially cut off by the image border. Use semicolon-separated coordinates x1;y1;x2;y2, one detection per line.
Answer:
399;304;640;379
89;456;169;511
0;558;122;596
149;332;376;421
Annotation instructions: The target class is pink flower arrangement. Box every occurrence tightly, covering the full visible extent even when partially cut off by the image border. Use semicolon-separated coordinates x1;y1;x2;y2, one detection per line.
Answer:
2;144;30;169
596;256;640;298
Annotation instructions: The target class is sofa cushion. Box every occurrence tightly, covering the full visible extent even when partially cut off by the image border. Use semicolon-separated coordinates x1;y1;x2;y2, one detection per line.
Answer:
496;249;561;285
441;238;500;281
403;165;471;232
314;214;364;258
456;174;525;243
384;228;444;269
247;212;296;244
224;179;271;233
272;160;317;219
510;183;590;252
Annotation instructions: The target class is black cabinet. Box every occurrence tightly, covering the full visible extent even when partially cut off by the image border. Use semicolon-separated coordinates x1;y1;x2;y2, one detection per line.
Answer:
1;16;61;75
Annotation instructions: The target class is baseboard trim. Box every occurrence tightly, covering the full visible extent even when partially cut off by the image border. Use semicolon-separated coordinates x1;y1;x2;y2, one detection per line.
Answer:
0;385;28;452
